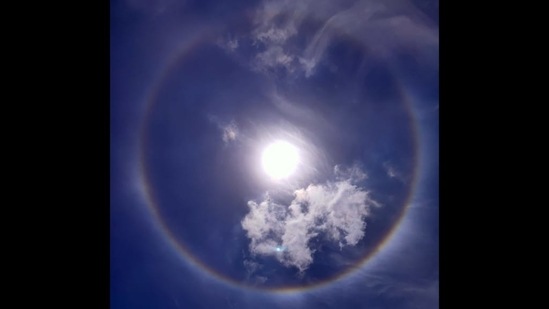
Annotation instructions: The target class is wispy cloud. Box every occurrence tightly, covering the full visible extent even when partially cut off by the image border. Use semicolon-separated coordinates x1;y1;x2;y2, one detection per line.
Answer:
383;161;406;183
253;46;296;74
359;273;439;308
254;25;297;45
243;259;269;284
334;163;368;183
222;121;239;143
241;166;379;273
217;36;239;53
208;116;239;143
221;0;438;78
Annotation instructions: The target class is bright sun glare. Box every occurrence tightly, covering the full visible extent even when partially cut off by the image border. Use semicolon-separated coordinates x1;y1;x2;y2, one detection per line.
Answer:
262;140;299;180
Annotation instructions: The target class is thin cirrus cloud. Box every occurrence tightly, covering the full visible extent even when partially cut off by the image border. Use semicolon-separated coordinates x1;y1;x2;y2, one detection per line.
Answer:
253;46;296;74
208;115;239;143
383;161;407;183
232;0;438;78
222;121;239;143
243;259;268;283
241;165;380;273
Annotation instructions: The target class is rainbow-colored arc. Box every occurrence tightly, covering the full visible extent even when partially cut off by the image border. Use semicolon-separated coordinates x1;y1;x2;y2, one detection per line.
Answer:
134;24;425;294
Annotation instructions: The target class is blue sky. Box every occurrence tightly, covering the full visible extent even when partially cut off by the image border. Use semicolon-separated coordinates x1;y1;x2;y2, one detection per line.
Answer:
111;0;438;308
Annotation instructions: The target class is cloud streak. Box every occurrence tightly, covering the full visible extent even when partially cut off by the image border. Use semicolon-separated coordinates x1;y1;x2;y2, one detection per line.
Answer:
241;166;379;272
221;0;438;78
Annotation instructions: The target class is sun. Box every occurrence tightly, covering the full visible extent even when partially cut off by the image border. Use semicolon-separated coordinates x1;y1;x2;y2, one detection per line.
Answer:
261;140;300;180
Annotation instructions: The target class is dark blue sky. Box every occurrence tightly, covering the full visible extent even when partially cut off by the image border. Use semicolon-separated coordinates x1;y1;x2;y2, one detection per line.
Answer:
111;0;438;308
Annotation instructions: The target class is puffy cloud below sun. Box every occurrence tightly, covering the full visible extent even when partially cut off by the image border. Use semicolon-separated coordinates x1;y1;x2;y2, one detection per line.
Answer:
241;165;379;273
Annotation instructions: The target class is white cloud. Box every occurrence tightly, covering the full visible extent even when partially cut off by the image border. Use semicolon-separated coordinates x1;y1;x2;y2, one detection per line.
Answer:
217;37;239;53
383;161;407;183
383;161;399;178
334;163;367;183
222;121;238;143
208;115;239;143
241;166;379;272
226;39;239;51
243;259;268;284
253;46;296;74
244;0;438;78
254;26;297;45
251;0;303;44
243;259;260;275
